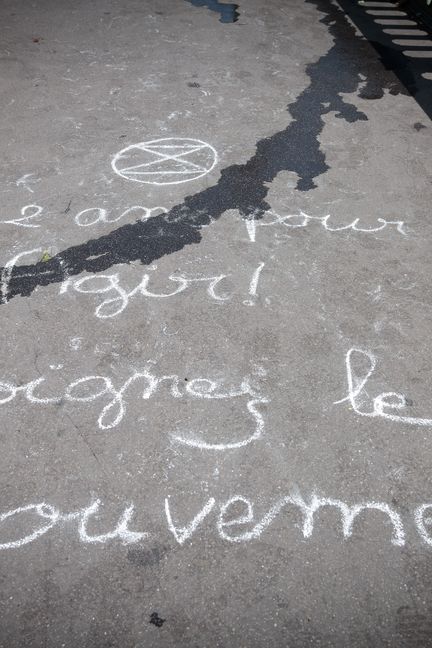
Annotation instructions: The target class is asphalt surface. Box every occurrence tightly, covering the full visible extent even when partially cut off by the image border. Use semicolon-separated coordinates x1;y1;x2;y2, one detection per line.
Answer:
0;0;432;646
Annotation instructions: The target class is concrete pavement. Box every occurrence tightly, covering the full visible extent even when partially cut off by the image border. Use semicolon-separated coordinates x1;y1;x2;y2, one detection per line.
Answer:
0;0;432;645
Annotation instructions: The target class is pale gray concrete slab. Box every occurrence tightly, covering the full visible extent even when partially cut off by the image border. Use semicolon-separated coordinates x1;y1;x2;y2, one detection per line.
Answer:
0;0;432;646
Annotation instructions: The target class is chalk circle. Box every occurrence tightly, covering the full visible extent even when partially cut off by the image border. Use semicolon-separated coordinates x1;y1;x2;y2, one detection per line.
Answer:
112;137;218;186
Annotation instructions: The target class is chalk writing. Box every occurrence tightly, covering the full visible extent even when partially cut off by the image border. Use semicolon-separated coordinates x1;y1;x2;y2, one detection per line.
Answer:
0;500;146;550
215;493;404;546
245;210;407;242
414;504;432;547
244;262;265;306
74;205;169;227
334;347;432;427
1;247;69;305
2;489;432;552
74;206;406;240
112;138;218;185
0;204;408;241
60;270;231;318
1;244;265;312
0;205;44;229
15;174;39;194
165;497;216;545
0;364;268;449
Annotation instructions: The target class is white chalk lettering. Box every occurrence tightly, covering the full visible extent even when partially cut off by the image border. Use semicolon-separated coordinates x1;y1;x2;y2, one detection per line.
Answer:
77;500;147;545
171;393;268;450
0;364;268;449
74;205;169;227
61;271;231;318
414;504;432;547
0;500;146;550
291;493;405;546
334;348;432;427
1;204;44;228
1;247;68;305
245;210;406;243
0;503;59;550
0;490;422;552
15;174;39;194
244;262;265;306
1;248;42;304
165;497;216;544
218;492;404;546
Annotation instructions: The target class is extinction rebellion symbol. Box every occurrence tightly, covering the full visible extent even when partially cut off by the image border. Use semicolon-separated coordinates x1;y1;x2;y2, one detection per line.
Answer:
112;137;218;185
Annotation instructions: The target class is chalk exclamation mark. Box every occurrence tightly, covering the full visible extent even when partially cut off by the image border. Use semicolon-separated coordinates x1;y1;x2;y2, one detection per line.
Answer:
244;262;265;306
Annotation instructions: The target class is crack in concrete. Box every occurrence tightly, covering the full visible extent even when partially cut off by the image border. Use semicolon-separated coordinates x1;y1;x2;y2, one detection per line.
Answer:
1;0;405;305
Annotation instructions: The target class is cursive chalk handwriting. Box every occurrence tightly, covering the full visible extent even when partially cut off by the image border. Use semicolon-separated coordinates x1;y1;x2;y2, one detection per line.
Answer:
334;347;432;427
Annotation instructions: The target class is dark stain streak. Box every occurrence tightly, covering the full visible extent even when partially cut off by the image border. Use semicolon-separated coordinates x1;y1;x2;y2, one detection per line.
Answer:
64;199;72;214
1;0;405;305
185;0;239;24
